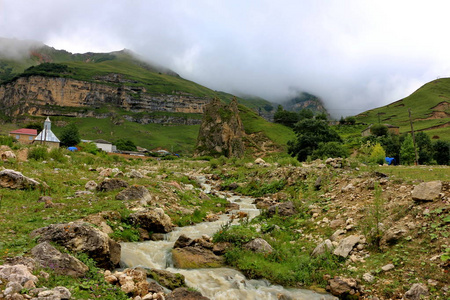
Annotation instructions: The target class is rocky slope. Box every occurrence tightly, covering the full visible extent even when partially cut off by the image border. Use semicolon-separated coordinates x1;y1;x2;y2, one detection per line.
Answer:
0;75;210;118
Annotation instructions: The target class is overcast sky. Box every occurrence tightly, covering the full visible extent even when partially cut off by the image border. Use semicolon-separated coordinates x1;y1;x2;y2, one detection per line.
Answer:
1;0;450;117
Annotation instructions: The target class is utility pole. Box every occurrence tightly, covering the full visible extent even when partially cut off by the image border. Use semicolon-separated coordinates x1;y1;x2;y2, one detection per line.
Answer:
408;108;419;165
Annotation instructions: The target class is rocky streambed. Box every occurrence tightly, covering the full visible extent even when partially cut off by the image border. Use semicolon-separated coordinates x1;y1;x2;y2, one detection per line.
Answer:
120;177;336;300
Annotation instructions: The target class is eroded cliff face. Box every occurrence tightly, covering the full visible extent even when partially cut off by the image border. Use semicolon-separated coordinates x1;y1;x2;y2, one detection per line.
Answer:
195;98;245;158
0;75;210;117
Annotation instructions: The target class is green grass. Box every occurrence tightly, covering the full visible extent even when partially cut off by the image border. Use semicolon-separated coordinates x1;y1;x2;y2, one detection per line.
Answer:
355;78;450;140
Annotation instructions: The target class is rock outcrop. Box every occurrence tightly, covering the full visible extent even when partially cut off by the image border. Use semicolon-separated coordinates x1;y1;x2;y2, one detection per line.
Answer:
31;242;89;277
30;222;121;269
0;169;40;189
0;75;210;118
129;208;174;233
195;97;245;158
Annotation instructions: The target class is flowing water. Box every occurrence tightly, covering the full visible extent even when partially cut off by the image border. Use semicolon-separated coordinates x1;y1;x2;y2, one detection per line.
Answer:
120;177;337;300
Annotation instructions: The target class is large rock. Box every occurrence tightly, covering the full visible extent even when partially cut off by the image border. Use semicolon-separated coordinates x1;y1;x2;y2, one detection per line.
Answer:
147;269;186;290
327;276;359;297
96;178;129;192
166;287;210;300
173;234;194;248
411;181;442;201
115;185;151;202
172;246;225;268
129;208;174;233
243;238;274;254
30;222;121;269
31;242;88;277
312;239;333;257
0;264;38;285
0;169;40;189
195;97;245;158
333;235;362;258
403;283;429;300
381;226;408;247
267;201;297;217
1;150;15;161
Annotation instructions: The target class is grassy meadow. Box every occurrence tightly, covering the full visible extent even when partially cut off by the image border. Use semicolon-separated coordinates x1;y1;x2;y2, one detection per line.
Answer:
355;78;450;141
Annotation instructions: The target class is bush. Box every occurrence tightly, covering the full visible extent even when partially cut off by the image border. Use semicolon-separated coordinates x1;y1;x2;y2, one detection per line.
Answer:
28;146;49;161
433;140;450;165
78;142;99;155
371;124;388;136
400;134;416;165
370;143;386;165
115;139;137;151
311;141;349;160
49;147;68;163
0;135;15;147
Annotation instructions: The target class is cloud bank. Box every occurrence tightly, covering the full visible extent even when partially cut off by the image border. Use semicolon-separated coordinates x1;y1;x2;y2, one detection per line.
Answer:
1;0;450;117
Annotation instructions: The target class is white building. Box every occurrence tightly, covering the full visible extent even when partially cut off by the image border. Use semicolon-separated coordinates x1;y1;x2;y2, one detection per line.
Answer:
33;117;60;148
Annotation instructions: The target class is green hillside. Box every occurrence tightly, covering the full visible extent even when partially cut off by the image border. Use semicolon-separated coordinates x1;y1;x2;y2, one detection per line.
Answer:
355;78;450;140
0;39;274;112
0;38;294;154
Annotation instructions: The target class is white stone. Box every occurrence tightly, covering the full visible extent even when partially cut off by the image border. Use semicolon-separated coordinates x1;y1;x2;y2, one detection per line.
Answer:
381;263;395;271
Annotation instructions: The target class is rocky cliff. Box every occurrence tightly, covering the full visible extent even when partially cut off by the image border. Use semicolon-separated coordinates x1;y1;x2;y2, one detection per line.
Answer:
0;75;210;118
195;97;245;157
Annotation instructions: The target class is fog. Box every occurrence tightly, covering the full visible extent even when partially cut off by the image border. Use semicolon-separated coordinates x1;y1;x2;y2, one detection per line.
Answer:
2;0;450;117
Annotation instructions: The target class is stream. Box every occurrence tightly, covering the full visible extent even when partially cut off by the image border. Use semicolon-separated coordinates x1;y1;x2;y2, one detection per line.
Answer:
120;177;337;300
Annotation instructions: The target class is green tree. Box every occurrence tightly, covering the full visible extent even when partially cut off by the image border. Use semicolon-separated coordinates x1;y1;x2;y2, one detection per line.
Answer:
380;133;400;162
311;141;349;159
315;112;328;121
371;124;388;137
287;118;342;161
433;140;450;165
370;143;386;165
400;134;416;165
274;106;300;128
59;123;81;147
25;123;43;132
115;139;137;151
345;116;356;125
415;131;433;164
298;109;314;121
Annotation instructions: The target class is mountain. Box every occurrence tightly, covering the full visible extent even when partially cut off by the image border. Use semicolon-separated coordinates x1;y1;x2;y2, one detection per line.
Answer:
0;38;294;154
355;78;450;140
280;91;329;116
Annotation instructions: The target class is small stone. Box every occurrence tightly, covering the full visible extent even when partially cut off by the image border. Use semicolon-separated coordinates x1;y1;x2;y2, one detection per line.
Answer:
362;272;375;283
381;263;395;271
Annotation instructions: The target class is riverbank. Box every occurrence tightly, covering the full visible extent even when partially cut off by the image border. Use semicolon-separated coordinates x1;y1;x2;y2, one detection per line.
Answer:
0;148;449;299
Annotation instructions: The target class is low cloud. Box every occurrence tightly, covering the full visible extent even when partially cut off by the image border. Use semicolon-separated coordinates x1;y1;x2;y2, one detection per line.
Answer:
1;0;450;118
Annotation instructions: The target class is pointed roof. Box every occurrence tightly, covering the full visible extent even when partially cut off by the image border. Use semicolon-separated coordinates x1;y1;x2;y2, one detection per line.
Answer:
34;129;60;143
35;117;60;143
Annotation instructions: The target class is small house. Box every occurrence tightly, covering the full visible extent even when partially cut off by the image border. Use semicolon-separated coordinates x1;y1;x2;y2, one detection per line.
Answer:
33;117;60;148
93;139;116;153
9;128;38;144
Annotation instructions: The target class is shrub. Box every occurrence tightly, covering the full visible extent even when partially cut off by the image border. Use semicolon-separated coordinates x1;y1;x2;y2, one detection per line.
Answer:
0;135;15;147
311;141;349;159
115;138;137;151
371;124;388;136
28;146;49;161
49;147;68;163
370;143;386;165
400;134;416;165
433;140;450;165
78;142;99;155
